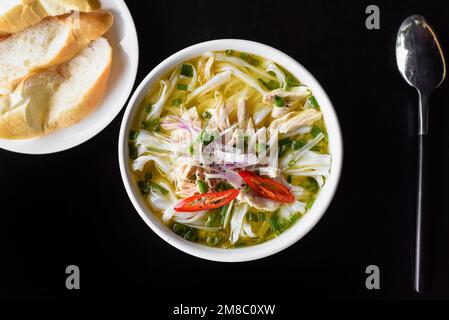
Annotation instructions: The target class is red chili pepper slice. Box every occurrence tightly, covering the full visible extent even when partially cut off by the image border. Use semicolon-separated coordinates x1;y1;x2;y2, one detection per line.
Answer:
174;189;240;212
238;170;295;203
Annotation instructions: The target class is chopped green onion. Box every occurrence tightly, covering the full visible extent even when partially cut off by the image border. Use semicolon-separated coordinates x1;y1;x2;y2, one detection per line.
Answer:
291;139;306;150
248;212;259;222
202;111;212;119
225;49;234;56
184;230;198;242
274;95;285;107
177;84;188;91
137;180;150;195
189;144;194;155
200;130;215;146
258;78;280;91
198;180;208;194
206;236;220;246
216;181;232;192
307;95;320;109
249;57;261;66
311;125;324;138
278;144;289;158
129;130;139;141
180;64;194;77
256;143;266;154
279;138;292;146
173;223;188;236
143;118;160;131
172;98;182;106
128;143;138;160
290;214;299;223
205;211;218;227
288;160;296;167
307;197;316;210
311;145;321;152
286;74;301;87
150;182;168;196
144;172;152;181
240;52;250;61
303;177;319;192
144;104;152;113
287;175;292;184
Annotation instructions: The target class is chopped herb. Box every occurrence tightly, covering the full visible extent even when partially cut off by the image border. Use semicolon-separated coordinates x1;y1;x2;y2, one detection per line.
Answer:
307;95;320;109
291;139;306;150
240;52;250;61
172;98;182;106
290;214;299;223
286;74;301;87
184;230;198;242
279;138;292;146
259;78;280;91
177;84;188;91
128;143;138;160
149;182;168;196
311;145;321;152
180;64;194;77
144;104;152;113
202;111;212;119
189;173;197;181
207;236;220;246
189;144;194;155
198;180;208;194
307;197;316;210
216;181;233;192
244;185;251;193
137;180;151;195
143;118;160;131
311;125;324;138
225;49;234;56
287;175;292;184
220;204;230;217
249;57;261;66
288;160;296;167
205;211;219;227
274;95;285;107
129;130;139;141
200;130;215;146
303;177;319;193
173;223;188;236
278;144;289;158
144;172;152;181
256;143;266;154
248;212;259;222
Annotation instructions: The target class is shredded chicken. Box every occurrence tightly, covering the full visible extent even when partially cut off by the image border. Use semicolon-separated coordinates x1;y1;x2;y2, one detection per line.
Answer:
263;86;311;104
269;109;322;134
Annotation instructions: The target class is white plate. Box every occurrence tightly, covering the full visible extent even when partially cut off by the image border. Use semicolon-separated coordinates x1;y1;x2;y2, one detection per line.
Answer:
0;0;139;154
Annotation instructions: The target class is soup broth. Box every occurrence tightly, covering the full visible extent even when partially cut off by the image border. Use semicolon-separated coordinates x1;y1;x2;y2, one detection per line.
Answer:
129;50;331;248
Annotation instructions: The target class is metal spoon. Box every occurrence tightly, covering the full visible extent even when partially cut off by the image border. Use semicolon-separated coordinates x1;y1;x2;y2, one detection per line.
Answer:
396;15;446;292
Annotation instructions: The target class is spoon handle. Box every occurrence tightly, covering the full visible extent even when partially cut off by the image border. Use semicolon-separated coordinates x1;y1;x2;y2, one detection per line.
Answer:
415;93;429;293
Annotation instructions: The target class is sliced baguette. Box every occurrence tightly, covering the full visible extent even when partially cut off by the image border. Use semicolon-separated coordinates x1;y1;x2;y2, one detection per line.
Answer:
0;37;112;139
0;0;101;36
0;10;113;91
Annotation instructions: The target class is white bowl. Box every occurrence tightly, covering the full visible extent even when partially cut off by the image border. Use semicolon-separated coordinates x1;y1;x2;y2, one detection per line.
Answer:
119;39;343;262
0;0;139;154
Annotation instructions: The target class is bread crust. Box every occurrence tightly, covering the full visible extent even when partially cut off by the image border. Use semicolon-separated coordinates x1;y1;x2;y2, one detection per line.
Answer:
46;45;112;132
0;38;113;140
0;0;101;36
0;10;113;91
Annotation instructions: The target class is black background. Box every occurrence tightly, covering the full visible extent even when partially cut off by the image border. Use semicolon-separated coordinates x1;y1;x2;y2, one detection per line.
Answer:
1;0;449;305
